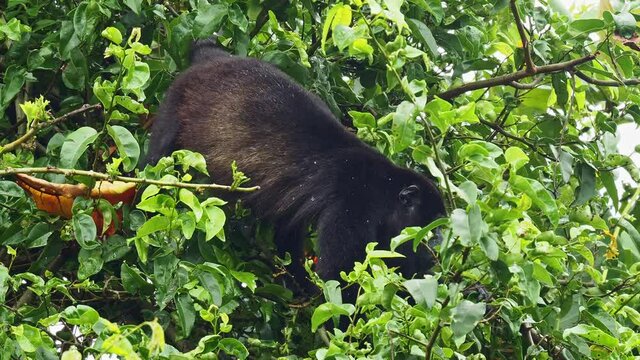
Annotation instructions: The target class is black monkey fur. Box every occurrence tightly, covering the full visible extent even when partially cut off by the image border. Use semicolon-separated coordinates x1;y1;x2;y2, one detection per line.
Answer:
145;41;446;295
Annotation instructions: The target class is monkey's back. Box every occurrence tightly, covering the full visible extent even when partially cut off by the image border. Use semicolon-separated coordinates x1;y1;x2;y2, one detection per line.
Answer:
156;56;362;186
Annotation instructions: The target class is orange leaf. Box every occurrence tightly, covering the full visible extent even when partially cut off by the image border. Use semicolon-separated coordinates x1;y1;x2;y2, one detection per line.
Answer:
15;173;136;220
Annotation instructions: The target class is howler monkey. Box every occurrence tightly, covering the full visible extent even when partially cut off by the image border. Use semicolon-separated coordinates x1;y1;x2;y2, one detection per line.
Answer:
145;41;446;295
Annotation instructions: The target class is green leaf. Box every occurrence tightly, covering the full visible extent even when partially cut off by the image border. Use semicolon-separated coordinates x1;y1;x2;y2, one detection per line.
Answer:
62;48;88;90
322;4;352;51
332;25;357;52
124;0;142;15
228;3;249;32
61;348;82;360
101;27;123;44
392;101;416;152
230;270;257;292
510;175;559;226
202;206;226;241
78;247;103;279
115;95;148;114
457;181;478;205
0;264;10;303
451;300;486;340
73;1;101;41
403;276;437;308
563;324;618;348
175;294;196;337
121;61;150;91
406;18;438;57
179;189;203;221
136;214;171;237
504;147;529;171
218;338;249;360
137;194;175;215
73;213;99;249
613;12;637;38
172;150;209;175
552;73;568;106
0;181;24;198
195;264;226;306
107;125;140;172
570;18;605;33
409;0;444;23
574;163;596;206
451;204;486;246
59;126;99;169
121;263;153;295
311;302;355;331
62;305;100;325
349;111;376;128
194;3;228;38
25;223;53;248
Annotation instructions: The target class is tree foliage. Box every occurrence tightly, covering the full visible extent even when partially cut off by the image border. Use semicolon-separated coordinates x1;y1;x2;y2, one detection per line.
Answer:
2;0;640;358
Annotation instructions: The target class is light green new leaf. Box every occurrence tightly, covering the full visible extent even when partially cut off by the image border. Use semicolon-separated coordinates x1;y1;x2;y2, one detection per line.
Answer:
101;27;123;44
505;147;529;171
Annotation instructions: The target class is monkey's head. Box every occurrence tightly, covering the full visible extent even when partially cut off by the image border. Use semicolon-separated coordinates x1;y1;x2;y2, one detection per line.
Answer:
378;171;446;277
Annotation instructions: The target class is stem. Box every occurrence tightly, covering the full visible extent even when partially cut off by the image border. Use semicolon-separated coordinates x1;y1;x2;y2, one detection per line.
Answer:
574;70;640;86
0;104;102;155
0;167;260;192
437;53;597;100
510;0;536;73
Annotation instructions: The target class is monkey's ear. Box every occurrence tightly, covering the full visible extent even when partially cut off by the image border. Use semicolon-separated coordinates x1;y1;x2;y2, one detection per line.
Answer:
399;185;420;205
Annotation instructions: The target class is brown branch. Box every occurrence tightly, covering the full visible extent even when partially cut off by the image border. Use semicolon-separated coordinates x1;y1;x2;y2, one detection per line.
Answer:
437;53;597;100
510;76;543;89
479;119;554;160
510;0;536;73
0;104;102;155
520;323;566;360
574;70;640;87
0;167;260;192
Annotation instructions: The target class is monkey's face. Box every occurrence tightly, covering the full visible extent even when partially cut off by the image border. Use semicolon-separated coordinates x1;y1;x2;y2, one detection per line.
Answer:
380;181;445;277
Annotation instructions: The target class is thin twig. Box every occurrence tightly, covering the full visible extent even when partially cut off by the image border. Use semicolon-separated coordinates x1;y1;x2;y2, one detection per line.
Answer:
510;76;543;89
520;323;566;360
510;0;536;73
574;70;640;86
0;104;102;155
0;167;260;192
437;54;597;100
479;119;554;160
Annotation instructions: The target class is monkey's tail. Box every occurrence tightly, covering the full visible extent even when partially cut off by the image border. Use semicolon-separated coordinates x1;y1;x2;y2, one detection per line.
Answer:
190;38;231;65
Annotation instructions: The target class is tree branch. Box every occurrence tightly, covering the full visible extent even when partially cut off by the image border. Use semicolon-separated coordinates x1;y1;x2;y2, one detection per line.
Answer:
510;0;535;73
520;323;566;360
0;167;260;192
479;119;553;160
437;53;597;100
0;104;102;155
574;70;640;86
510;76;543;89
